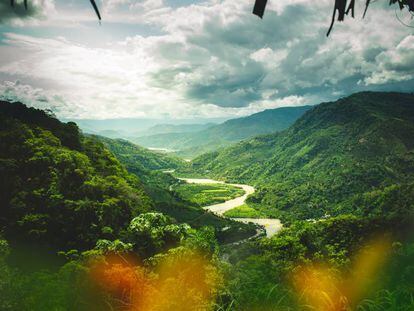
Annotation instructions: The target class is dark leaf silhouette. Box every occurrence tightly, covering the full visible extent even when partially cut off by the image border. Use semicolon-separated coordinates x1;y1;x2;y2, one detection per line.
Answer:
327;0;348;36
346;0;355;17
253;0;414;36
8;0;101;21
253;0;268;19
89;0;101;21
363;0;371;18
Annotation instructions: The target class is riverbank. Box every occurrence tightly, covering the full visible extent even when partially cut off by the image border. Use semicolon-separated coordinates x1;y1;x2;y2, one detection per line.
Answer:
179;177;283;238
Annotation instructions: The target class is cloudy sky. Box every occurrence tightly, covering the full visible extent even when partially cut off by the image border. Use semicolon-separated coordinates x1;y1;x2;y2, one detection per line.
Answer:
0;0;413;120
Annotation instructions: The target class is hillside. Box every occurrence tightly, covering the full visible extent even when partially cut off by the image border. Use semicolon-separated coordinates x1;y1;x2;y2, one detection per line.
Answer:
86;135;256;244
91;136;184;175
187;92;414;221
0;101;153;252
133;106;311;158
90;135;184;206
2;98;414;311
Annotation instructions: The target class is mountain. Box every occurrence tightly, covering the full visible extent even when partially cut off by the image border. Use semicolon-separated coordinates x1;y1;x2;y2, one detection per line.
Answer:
138;123;216;136
133;106;312;158
186;92;414;221
0;101;254;257
0;101;153;252
90;135;185;204
92;136;184;175
67;117;227;138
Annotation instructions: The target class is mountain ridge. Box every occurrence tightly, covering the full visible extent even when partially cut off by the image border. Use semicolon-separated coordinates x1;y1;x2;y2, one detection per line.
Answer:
185;91;414;221
133;105;312;158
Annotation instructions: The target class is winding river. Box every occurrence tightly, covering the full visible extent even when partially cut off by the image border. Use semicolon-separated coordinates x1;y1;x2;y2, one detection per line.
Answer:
179;178;283;238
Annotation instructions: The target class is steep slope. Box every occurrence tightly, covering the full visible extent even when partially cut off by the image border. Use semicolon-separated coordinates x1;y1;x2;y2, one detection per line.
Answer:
90;135;184;205
187;92;414;221
133;106;311;158
92;136;184;174
0;101;153;252
88;135;256;244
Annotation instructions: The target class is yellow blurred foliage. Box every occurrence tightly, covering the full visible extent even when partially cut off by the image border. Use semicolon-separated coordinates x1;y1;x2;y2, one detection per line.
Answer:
90;249;221;311
293;237;392;311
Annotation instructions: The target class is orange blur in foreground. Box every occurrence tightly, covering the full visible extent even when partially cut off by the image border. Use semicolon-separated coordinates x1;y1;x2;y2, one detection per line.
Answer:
90;251;220;311
293;237;392;311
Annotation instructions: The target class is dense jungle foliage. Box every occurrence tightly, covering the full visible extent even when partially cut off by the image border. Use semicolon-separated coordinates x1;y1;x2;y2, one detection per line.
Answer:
1;93;413;311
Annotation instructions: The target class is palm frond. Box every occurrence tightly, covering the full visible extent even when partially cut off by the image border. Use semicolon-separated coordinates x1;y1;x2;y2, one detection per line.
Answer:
89;0;102;21
8;0;102;21
253;0;414;36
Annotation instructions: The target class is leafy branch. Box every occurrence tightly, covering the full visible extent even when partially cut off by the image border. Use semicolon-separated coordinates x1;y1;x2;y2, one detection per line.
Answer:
253;0;414;36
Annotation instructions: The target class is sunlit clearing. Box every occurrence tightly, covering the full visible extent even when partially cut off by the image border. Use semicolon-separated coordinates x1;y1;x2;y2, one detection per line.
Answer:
293;236;393;311
90;249;221;311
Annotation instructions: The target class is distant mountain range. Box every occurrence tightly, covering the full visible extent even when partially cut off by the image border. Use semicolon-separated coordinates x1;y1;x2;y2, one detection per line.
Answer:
65;117;225;139
140;123;216;136
133;106;312;158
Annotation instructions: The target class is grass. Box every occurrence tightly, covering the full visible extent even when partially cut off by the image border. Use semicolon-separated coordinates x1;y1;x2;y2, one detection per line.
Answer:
174;182;245;207
223;204;263;218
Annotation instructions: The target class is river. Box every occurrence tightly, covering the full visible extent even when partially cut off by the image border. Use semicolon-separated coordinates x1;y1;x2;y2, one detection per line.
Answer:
179;178;283;238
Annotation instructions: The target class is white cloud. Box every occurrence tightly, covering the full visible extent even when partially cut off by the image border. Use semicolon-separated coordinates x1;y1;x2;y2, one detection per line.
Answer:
0;0;413;120
0;80;83;116
364;35;414;85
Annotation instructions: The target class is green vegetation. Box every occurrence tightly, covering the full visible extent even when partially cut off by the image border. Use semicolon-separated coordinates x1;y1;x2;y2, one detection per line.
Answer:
223;204;262;218
174;182;245;207
222;214;414;310
94;135;184;173
0;101;153;252
92;135;186;205
1;92;414;310
0;100;256;309
92;135;256;244
134;106;311;158
187;92;414;223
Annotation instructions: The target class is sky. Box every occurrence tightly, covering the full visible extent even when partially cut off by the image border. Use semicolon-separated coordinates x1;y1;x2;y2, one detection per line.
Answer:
0;0;413;121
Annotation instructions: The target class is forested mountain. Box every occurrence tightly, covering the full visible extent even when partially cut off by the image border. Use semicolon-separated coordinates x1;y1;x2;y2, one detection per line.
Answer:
90;135;255;242
0;101;251;254
92;136;183;175
187;92;414;221
0;101;226;310
134;106;311;158
1;96;414;311
0;101;155;252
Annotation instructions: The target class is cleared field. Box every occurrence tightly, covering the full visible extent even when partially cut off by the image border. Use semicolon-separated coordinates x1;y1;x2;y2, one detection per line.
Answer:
223;204;262;218
174;182;245;207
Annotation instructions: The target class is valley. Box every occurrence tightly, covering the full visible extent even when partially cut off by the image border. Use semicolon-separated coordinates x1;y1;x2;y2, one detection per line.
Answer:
1;91;414;310
131;105;312;158
177;177;283;237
